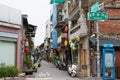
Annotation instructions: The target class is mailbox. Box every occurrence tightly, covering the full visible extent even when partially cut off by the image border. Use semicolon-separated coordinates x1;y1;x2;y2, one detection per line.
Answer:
102;44;115;80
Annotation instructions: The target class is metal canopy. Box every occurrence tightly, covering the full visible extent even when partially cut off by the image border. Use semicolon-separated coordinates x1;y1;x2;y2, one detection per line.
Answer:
90;37;120;47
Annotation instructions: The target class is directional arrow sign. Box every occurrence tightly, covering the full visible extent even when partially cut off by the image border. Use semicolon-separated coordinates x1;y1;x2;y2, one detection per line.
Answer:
91;2;99;12
88;12;108;20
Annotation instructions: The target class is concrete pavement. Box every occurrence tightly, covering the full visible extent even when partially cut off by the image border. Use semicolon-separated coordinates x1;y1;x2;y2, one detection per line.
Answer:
26;60;79;80
1;60;118;80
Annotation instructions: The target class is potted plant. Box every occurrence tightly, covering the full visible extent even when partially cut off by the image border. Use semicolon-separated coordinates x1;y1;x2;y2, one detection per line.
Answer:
26;55;32;69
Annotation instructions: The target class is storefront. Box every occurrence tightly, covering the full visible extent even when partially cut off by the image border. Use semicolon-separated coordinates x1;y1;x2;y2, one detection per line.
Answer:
0;40;16;65
0;32;19;66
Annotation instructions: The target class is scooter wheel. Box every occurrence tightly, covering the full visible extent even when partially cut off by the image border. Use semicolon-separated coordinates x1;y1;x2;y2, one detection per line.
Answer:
71;72;76;77
58;67;61;70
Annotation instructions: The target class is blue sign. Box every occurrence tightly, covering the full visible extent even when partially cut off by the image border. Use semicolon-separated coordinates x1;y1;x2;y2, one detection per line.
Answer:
52;3;58;48
102;44;115;80
52;4;57;28
52;29;58;48
91;2;99;12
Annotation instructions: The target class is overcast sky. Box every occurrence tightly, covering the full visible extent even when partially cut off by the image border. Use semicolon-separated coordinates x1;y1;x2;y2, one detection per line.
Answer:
0;0;51;46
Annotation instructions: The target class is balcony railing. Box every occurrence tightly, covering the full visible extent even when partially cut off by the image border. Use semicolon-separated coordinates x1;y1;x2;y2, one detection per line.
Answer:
70;23;81;35
68;0;79;15
69;23;87;40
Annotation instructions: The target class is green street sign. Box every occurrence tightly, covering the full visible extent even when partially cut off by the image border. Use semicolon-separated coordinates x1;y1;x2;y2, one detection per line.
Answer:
50;0;65;4
88;12;108;20
91;2;99;12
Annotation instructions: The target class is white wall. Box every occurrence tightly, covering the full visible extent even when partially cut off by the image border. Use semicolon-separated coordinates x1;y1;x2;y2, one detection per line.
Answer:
0;4;22;25
46;19;51;39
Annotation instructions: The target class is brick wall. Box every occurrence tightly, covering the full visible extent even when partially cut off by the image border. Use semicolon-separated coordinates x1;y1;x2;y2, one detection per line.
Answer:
99;8;120;34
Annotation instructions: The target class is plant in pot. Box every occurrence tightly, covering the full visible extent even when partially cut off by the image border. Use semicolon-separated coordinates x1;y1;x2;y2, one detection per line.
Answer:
26;55;32;69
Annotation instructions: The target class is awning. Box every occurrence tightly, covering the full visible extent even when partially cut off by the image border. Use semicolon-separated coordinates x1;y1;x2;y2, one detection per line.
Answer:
90;37;120;47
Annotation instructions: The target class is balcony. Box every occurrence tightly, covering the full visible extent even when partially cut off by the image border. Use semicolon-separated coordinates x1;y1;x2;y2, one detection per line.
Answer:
68;0;80;20
69;22;87;40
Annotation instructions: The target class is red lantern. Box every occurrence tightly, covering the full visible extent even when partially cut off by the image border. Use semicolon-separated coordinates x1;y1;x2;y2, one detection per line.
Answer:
52;49;56;54
24;38;29;42
64;26;68;32
64;33;68;39
25;46;29;55
24;38;29;55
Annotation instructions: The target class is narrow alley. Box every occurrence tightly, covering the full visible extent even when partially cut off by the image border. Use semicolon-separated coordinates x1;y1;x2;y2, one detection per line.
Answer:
0;0;120;80
26;60;79;80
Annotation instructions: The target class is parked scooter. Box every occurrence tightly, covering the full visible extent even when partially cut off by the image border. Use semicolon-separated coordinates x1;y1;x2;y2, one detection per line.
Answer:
61;61;67;71
68;63;77;77
37;57;42;67
55;59;62;70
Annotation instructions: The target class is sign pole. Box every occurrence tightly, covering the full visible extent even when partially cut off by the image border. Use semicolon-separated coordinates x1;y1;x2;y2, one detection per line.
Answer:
89;0;106;77
94;0;101;77
96;21;100;77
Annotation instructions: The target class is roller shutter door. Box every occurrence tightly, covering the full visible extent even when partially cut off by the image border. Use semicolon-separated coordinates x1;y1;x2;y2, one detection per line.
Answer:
0;40;16;66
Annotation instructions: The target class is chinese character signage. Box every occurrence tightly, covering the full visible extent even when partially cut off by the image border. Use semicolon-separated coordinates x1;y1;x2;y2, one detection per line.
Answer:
88;12;108;20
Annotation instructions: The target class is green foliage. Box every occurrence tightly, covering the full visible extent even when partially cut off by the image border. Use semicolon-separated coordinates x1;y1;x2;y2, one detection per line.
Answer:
6;65;19;77
0;67;6;78
26;55;32;69
0;62;6;78
49;57;56;64
0;62;6;67
29;37;34;52
0;64;19;78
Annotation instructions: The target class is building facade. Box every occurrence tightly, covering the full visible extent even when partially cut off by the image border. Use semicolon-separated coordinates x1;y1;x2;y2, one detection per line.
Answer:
44;19;52;58
88;0;120;78
0;4;22;69
68;0;89;77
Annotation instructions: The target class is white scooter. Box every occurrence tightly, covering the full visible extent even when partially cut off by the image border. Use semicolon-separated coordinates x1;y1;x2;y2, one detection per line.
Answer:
68;63;77;77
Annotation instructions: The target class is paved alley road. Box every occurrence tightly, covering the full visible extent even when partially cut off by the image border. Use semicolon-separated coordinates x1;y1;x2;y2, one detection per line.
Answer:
26;60;79;80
